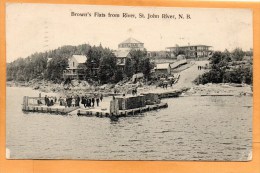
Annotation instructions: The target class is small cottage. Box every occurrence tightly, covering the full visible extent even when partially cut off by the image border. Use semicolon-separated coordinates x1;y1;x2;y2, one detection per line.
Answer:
63;55;88;80
113;50;131;67
154;63;171;76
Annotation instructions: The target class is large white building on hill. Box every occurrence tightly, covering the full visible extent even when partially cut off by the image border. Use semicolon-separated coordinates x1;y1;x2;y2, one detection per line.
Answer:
118;37;144;51
166;44;213;58
114;37;145;68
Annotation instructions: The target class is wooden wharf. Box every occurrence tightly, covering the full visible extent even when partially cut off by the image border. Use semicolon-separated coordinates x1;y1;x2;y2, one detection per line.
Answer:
22;95;168;117
21;88;189;118
21;87;190;117
22;96;79;115
22;105;79;115
77;102;168;118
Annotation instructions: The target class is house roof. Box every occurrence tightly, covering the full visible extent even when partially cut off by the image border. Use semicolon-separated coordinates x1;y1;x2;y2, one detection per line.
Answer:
113;50;130;58
72;55;87;63
156;63;170;69
119;37;143;44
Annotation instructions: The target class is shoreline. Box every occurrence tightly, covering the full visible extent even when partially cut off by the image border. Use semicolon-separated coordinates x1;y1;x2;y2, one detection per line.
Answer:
6;80;253;98
6;61;252;98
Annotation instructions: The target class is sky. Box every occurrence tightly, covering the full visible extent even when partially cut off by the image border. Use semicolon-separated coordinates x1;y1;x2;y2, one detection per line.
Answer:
6;3;253;62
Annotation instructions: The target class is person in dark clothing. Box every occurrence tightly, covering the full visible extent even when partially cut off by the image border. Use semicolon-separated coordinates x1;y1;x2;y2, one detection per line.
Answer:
69;97;73;107
100;93;103;102
58;97;63;106
78;95;81;106
44;95;48;105
84;97;87;108
67;97;72;107
37;99;42;105
46;97;50;106
75;95;80;107
91;97;95;107
50;99;54;106
81;96;85;107
88;98;91;107
86;97;89;108
96;98;100;107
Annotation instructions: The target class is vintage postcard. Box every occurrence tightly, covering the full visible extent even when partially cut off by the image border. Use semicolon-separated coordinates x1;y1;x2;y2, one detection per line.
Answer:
5;3;253;161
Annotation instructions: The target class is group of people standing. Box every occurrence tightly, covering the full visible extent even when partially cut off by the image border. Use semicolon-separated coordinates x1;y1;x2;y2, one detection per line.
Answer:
41;92;104;108
198;65;203;70
56;93;103;108
58;95;81;107
44;95;57;106
81;94;103;108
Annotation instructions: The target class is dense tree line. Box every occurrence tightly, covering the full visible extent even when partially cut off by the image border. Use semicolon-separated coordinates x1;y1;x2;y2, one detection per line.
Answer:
7;52;48;82
195;48;253;85
7;44;153;84
76;49;152;84
126;49;153;79
7;44;92;83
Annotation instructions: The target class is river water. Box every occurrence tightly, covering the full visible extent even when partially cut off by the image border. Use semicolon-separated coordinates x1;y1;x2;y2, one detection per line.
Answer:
6;87;252;160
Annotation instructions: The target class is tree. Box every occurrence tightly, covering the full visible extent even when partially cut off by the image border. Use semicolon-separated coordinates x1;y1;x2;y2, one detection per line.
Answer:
6;43;154;84
175;49;185;56
97;53;117;84
243;67;253;84
124;58;134;78
114;68;124;83
194;48;252;85
141;58;153;79
231;48;245;61
45;56;68;83
129;49;147;73
223;49;232;62
210;51;223;65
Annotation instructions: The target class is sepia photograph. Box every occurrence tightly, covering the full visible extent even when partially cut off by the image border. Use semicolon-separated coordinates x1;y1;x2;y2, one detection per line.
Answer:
6;3;253;161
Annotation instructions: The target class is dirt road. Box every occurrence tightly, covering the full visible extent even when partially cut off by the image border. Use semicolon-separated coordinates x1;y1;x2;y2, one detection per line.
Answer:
173;61;209;89
138;61;209;94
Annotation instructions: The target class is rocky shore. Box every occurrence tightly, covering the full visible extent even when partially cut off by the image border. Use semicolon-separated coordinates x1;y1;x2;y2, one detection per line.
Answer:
186;83;253;96
6;79;253;98
7;79;112;96
6;61;252;98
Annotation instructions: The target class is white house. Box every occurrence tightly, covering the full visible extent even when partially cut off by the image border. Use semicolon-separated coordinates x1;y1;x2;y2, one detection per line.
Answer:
63;55;88;80
118;37;144;51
